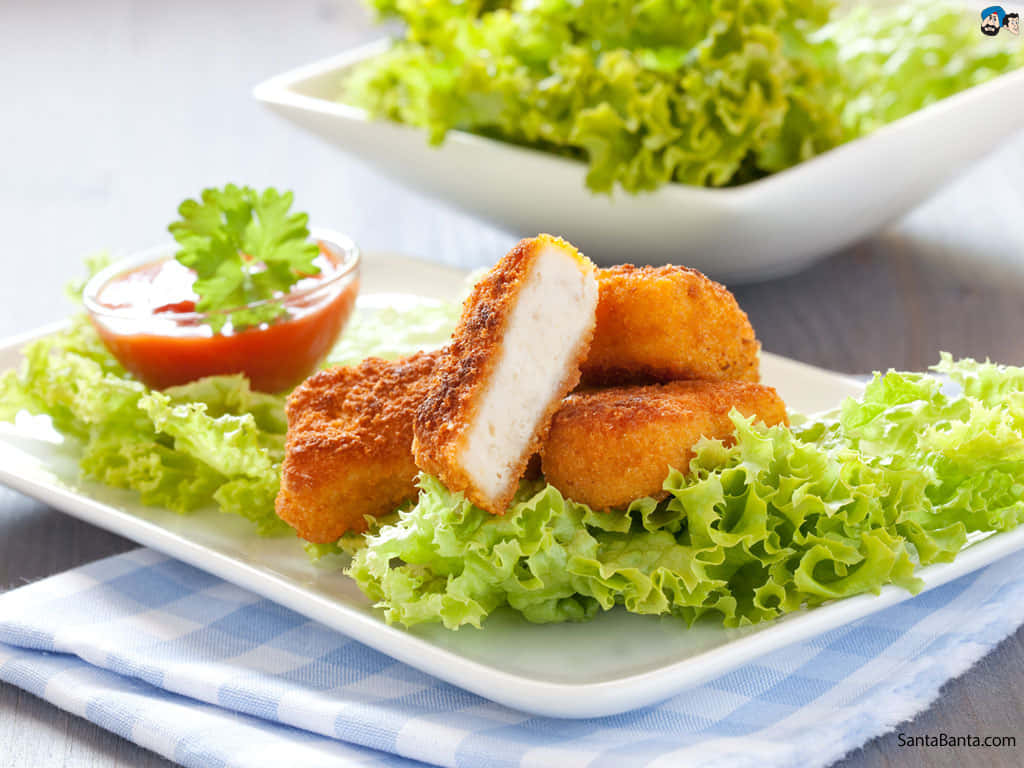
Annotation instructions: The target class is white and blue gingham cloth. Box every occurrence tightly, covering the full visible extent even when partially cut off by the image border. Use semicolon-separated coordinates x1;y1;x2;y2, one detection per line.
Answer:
2;547;1024;768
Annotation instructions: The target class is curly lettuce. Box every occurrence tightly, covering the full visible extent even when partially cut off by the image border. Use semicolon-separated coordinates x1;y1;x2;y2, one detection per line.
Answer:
350;355;1024;629
344;0;1021;193
824;3;1024;137
0;318;290;533
346;0;844;192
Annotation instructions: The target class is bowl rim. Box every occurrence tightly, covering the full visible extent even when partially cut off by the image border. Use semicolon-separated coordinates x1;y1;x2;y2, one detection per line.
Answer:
83;227;360;327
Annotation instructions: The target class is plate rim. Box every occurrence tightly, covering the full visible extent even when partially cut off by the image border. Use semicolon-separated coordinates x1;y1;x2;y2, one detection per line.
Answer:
2;317;1023;718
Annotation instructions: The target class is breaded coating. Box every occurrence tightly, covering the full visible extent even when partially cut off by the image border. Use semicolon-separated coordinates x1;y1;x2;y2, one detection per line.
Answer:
541;380;788;510
414;234;599;515
276;351;439;542
581;265;761;385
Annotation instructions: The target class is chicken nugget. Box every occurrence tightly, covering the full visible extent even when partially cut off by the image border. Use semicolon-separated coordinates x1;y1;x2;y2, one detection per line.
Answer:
581;264;760;385
541;380;787;510
276;351;439;542
414;234;598;514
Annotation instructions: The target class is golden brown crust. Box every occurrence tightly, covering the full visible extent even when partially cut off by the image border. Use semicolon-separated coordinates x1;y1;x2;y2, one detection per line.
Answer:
275;351;440;542
413;234;596;514
541;380;788;510
581;264;761;385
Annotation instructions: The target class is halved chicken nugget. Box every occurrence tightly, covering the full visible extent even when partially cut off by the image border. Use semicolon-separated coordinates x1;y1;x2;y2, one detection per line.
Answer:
414;234;599;514
276;351;439;542
581;265;760;385
541;380;787;510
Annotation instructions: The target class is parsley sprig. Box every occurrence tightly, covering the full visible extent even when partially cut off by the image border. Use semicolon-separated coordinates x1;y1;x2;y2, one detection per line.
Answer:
169;184;320;333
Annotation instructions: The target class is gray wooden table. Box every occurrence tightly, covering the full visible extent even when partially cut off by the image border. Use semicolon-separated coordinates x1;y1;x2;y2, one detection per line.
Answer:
2;1;1024;766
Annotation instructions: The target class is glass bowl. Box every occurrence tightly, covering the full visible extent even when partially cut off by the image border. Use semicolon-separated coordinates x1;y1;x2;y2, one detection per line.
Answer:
83;228;360;392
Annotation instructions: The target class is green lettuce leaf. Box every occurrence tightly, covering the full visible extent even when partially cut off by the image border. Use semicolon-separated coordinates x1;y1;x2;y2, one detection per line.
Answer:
350;356;1024;629
0;318;290;533
0;293;459;537
345;0;845;193
344;0;1020;193
824;3;1024;138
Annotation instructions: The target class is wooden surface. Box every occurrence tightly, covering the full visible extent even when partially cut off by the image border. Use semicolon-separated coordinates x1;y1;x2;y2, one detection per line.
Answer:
2;1;1024;766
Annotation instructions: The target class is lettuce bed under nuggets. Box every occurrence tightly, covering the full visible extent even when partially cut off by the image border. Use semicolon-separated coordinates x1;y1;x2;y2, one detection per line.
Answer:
351;357;1024;630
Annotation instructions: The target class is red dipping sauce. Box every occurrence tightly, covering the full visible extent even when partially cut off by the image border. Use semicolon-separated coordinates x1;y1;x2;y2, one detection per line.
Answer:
84;231;360;393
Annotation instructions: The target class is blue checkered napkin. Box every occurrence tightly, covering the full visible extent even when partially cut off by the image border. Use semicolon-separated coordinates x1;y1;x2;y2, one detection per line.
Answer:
2;548;1024;768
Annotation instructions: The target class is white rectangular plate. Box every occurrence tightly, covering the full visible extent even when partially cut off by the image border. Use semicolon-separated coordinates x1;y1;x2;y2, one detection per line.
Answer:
3;255;1024;718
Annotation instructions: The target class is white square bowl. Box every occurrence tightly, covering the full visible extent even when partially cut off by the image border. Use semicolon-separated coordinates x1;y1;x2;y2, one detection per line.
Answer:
254;40;1024;283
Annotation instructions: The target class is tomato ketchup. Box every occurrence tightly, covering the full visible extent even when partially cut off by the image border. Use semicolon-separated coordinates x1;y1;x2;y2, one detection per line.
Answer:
86;239;359;393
